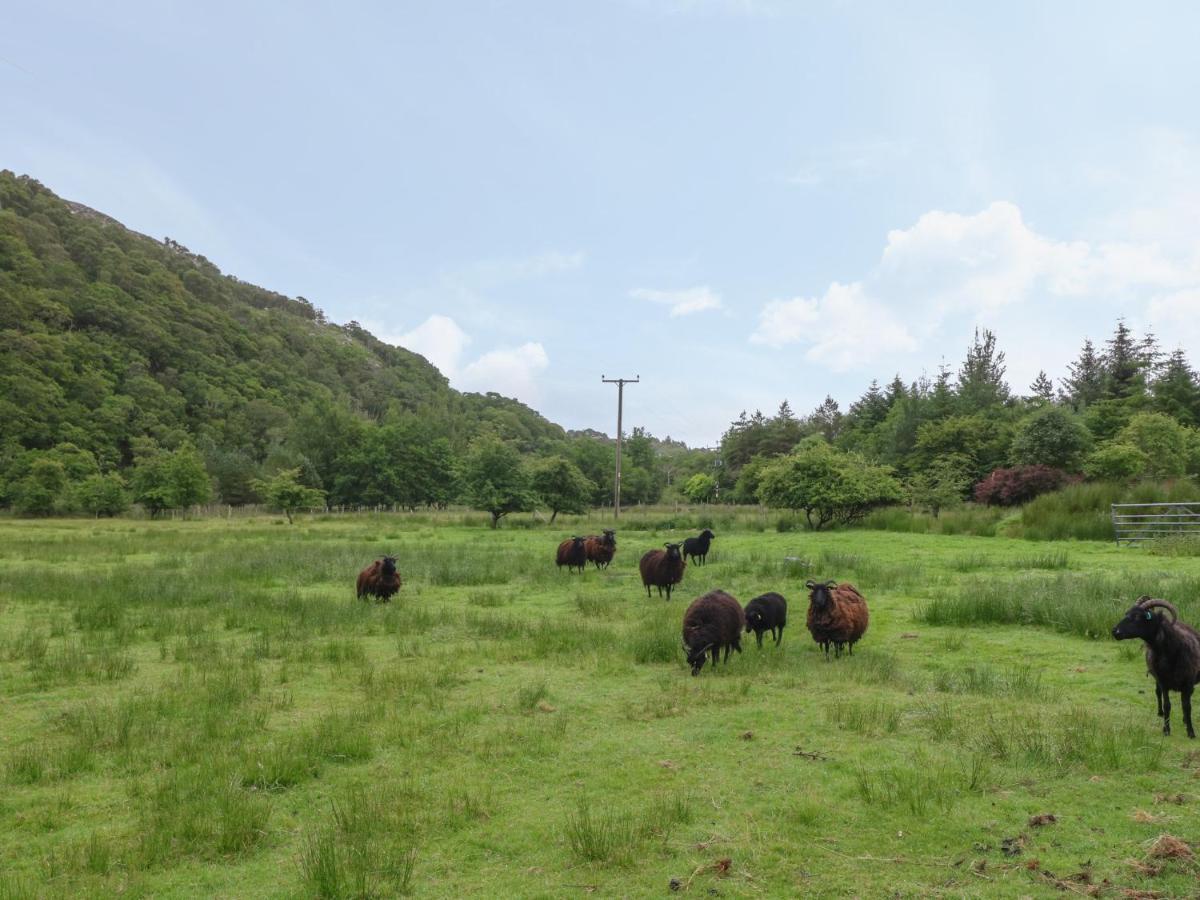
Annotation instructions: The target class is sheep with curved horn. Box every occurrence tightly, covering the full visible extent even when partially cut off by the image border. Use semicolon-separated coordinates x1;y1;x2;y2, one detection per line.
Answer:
1112;595;1200;738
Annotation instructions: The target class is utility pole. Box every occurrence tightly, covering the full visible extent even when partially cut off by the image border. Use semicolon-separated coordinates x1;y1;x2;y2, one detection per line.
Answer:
602;374;639;518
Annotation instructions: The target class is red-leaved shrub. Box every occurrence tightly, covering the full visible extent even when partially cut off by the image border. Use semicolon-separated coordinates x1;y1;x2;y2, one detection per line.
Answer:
973;466;1074;507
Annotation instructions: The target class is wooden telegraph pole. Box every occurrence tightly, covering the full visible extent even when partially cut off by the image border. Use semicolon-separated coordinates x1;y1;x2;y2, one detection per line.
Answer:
602;374;639;518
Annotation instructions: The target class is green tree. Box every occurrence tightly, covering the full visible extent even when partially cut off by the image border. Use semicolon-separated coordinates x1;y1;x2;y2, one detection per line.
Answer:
1009;407;1092;471
529;456;594;523
957;328;1010;412
757;440;903;530
130;446;212;516
1061;338;1105;408
1151;349;1200;427
1084;443;1149;481
460;437;534;528
12;457;68;516
907;456;970;518
75;472;130;517
681;473;717;504
256;468;326;523
1114;412;1193;478
1028;371;1055;404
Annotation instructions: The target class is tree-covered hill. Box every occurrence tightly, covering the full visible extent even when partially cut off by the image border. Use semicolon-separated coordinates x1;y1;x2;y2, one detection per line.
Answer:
0;171;611;512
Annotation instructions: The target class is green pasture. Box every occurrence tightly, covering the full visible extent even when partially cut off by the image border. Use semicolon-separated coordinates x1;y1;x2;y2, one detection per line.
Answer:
1;513;1198;898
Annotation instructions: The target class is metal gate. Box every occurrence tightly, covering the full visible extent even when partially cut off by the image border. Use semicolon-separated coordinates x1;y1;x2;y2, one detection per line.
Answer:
1111;502;1200;544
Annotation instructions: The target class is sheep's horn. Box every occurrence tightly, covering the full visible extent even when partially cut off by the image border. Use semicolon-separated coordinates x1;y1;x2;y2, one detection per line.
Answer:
805;580;816;589
825;580;837;588
1140;598;1178;622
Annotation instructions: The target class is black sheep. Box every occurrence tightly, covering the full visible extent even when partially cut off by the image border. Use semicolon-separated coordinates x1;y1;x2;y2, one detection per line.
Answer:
556;536;589;573
1112;596;1200;738
744;592;787;648
356;556;402;602
639;543;686;600
682;590;745;675
682;529;715;566
584;529;617;569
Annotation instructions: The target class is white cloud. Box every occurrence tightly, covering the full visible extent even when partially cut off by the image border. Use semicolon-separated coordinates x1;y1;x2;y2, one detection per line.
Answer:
631;285;723;317
394;314;471;376
752;198;1200;382
459;342;550;401
750;281;917;370
374;314;549;405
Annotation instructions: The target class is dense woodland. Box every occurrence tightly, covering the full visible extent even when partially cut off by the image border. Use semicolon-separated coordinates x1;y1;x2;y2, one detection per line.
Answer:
4;170;1200;523
0;172;711;518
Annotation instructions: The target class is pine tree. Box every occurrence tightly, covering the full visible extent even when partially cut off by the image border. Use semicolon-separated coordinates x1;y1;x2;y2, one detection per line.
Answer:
1151;348;1200;427
847;380;889;428
1060;338;1104;408
928;364;956;420
957;328;1010;411
1104;319;1145;400
886;374;908;407
1029;370;1055;403
808;395;843;443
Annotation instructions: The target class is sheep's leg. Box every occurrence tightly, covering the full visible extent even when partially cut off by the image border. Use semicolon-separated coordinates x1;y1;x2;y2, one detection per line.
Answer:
755;631;763;649
1156;683;1165;718
1182;686;1194;739
774;628;783;645
711;646;720;670
1161;684;1172;736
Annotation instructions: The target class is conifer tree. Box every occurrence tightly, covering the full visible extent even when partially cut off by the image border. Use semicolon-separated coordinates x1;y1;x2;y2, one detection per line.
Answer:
1029;370;1055;403
1061;338;1104;408
957;328;1010;411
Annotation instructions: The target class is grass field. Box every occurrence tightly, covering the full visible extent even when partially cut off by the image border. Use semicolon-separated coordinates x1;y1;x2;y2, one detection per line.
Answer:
1;513;1199;898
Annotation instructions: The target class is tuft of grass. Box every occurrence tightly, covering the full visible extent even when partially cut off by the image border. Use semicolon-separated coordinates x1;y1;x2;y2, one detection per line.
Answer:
933;663;1044;698
826;698;902;734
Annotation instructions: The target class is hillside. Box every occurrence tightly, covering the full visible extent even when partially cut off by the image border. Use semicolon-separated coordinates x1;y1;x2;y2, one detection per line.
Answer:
0;171;572;503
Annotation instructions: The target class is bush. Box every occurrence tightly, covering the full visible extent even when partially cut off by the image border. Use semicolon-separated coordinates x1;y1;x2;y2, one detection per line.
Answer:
974;466;1072;507
1083;443;1148;480
1009;407;1091;471
75;473;130;517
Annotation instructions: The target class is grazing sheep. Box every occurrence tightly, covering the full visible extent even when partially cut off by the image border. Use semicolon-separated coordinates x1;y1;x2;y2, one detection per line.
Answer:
356;556;402;602
584;529;617;569
805;579;869;658
1112;596;1200;738
682;590;746;675
744;592;787;648
556;536;589;573
682;529;716;566
640;543;686;600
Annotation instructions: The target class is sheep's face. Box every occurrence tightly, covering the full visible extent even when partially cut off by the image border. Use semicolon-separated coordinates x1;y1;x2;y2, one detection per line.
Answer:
382;557;397;577
1112;603;1160;641
745;610;762;633
805;579;837;609
602;529;616;547
664;543;683;562
685;642;711;676
572;537;586;552
699;529;715;541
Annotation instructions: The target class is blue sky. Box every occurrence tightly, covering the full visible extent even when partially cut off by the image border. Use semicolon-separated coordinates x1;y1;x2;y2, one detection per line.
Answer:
5;1;1200;445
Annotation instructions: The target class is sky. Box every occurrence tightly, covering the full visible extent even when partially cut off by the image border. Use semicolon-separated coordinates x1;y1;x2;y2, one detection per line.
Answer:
4;1;1200;446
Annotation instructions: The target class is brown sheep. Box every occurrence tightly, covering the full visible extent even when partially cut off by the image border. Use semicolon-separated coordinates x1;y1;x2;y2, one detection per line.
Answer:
556;536;589;573
357;556;402;602
584;529;617;569
805;579;868;658
640;543;686;600
682;590;745;675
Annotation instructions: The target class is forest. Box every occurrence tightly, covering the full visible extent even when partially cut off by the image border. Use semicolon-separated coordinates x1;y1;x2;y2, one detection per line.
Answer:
4;169;1200;523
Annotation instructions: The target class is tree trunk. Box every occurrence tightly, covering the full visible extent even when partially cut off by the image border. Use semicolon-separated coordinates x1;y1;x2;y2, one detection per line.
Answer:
491;511;501;528
550;509;558;524
285;508;294;524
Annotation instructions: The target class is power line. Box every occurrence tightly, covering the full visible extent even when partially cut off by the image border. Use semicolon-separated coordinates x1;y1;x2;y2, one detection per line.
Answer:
601;374;639;518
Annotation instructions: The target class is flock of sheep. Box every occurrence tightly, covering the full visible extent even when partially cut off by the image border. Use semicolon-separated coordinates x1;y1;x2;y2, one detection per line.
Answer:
355;531;1200;739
